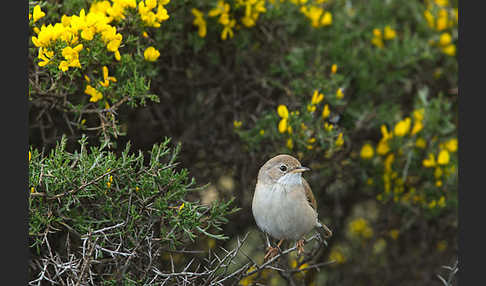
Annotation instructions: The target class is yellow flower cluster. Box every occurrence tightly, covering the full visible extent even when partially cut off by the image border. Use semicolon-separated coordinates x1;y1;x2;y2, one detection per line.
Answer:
31;5;125;69
138;0;170;28
371;26;396;48
348;217;373;239
422;138;457;188
191;9;207;38
83;66;117;102
239;0;267;28
366;105;456;210
209;0;236;40
299;4;332;28
277;104;291;134
31;1;171;71
273;88;345;153
424;0;457;56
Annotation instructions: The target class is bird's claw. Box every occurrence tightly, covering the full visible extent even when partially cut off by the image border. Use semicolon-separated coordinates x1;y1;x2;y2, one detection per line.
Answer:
264;245;280;261
296;239;305;256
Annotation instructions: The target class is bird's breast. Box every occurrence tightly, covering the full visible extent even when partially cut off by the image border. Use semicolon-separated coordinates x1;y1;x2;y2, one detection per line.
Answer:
252;182;317;241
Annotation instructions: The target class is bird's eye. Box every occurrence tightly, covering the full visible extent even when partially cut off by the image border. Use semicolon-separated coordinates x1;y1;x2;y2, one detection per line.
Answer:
279;165;287;172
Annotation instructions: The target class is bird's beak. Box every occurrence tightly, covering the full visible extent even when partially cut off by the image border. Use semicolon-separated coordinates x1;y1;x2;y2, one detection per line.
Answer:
291;166;311;173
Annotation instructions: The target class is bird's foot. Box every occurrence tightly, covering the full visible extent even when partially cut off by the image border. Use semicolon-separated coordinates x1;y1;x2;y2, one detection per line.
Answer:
296;239;305;256
264;245;280;261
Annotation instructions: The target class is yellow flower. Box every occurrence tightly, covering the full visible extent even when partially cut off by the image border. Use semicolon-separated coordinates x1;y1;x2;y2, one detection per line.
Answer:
377;139;390;155
336;88;344;99
286;138;294;149
307;104;316;113
144;46;160;61
349;218;373;238
324;122;333;131
99;66;117;87
31;187;35;193
434;167;443;179
33;5;46;23
114;50;121;61
381;125;392;140
428;200;437;209
437;149;450;165
311;90;324;105
277;104;289;118
221;19;236;40
436;9;449;30
424;10;435;28
360;144;374;159
389;229;399;240
84;84;103;102
373;28;382;38
435;180;443;187
278;118;288;133
335;133;344;147
209;0;230;18
441;44;456;56
37;48;54;67
331;64;337;74
329;248;345;264
439;33;452;46
233;120;242;128
178;202;185;211
259;129;265;135
434;0;449;7
320;11;332;26
191;8;207;38
413;108;424;122
371;36;384;48
29;151;31;162
411;120;423;135
394;117;411;136
416;137;427;149
437;196;446;207
445;138;458;152
322;104;330;119
423;153;436;167
383;26;396;40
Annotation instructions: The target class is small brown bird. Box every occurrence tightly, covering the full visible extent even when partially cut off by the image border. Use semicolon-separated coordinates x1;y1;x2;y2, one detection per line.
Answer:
252;154;332;260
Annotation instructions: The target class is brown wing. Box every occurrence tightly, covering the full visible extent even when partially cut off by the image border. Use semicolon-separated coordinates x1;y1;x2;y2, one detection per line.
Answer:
302;178;317;211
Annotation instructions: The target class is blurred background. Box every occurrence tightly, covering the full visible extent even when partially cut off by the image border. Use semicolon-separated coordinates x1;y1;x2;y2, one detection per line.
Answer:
29;0;458;285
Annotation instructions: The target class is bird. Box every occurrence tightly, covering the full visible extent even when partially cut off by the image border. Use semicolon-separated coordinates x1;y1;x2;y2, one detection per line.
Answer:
252;154;332;260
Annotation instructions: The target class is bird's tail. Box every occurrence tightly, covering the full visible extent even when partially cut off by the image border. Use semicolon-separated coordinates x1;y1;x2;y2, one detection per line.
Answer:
316;221;333;239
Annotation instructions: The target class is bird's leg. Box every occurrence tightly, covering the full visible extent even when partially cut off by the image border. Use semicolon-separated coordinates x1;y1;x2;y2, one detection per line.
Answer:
263;234;282;261
296;239;305;256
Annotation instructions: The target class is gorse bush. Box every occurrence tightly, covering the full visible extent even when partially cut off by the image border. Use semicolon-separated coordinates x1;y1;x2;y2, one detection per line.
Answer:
29;135;238;283
29;0;458;285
